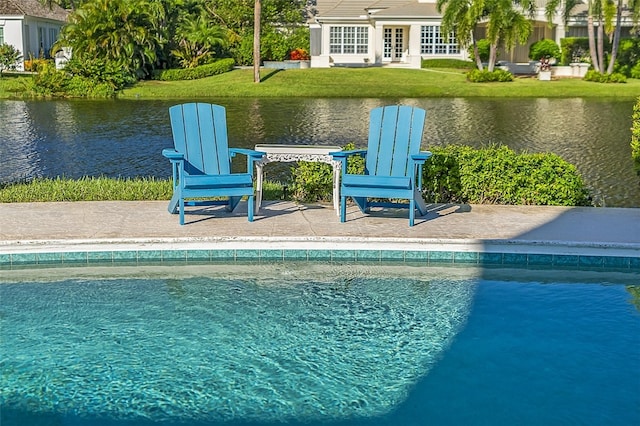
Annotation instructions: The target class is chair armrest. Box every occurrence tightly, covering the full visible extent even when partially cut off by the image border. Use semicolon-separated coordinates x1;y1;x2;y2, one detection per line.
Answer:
411;151;433;163
229;148;266;159
162;149;184;161
330;149;367;159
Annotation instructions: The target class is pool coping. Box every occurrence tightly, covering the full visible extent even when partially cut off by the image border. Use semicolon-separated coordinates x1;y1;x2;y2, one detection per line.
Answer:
1;236;639;271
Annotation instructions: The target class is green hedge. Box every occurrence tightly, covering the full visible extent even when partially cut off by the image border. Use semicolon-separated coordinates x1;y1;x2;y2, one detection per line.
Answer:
466;69;514;82
422;145;591;206
289;144;591;206
152;58;235;81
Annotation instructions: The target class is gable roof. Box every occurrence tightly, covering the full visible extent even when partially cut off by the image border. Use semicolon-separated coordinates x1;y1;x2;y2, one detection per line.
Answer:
0;0;69;22
318;0;438;19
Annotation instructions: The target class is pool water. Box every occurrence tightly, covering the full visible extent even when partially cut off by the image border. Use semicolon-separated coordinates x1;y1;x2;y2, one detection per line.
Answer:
1;264;639;426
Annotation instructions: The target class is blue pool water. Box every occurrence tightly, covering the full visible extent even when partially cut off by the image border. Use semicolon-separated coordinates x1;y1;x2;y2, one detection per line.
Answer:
1;264;639;426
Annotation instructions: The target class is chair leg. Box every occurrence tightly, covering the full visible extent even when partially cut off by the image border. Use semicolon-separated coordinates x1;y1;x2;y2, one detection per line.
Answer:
248;195;254;222
340;196;347;223
409;199;415;227
179;197;185;225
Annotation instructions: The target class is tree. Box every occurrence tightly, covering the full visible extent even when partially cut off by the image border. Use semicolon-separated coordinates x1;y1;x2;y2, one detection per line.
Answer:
0;43;23;76
545;0;640;75
56;0;166;77
40;0;85;10
203;0;309;66
254;0;261;83
438;0;533;71
172;12;227;68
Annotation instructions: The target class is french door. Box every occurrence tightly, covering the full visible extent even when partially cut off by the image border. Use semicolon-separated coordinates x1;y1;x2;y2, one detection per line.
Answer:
383;27;405;61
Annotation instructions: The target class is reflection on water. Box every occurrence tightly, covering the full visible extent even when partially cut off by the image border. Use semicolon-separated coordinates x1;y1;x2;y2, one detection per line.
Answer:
0;98;638;207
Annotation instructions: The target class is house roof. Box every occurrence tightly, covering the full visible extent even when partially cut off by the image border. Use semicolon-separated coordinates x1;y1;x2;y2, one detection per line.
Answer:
318;0;439;19
0;0;69;22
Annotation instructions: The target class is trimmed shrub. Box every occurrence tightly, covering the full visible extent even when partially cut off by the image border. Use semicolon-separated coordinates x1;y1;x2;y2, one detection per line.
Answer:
614;38;640;77
422;145;591;206
152;58;235;81
290;143;364;203
529;39;561;61
289;144;590;206
631;97;640;176
422;59;475;69
474;39;492;63
466;69;514;82
560;37;592;65
583;70;627;83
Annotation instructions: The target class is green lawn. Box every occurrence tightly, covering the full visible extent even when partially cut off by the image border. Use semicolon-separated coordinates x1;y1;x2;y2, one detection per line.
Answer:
119;67;640;99
3;67;639;99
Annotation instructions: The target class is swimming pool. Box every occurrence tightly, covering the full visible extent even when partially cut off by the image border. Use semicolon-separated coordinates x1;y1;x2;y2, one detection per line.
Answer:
1;263;639;426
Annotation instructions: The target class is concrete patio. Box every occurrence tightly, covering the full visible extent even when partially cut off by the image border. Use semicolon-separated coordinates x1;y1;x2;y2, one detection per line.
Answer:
0;201;638;258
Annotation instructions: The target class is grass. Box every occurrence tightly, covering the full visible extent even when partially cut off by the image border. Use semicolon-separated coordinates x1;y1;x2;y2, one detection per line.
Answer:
118;67;640;100
3;67;640;99
0;177;286;203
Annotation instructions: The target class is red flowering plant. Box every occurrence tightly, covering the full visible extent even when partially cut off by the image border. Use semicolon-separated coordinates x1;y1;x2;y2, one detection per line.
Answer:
289;48;310;61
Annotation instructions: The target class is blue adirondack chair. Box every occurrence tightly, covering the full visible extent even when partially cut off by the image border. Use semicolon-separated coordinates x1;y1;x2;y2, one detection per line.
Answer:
162;103;265;225
330;105;431;226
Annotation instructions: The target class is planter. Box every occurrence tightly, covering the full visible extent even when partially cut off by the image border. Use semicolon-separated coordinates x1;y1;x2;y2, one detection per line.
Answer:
538;70;552;81
263;60;309;70
570;63;590;78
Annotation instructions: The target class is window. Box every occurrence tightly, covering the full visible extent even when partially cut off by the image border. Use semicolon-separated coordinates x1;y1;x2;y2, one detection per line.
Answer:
421;26;459;55
0;27;4;44
49;28;58;49
329;26;368;54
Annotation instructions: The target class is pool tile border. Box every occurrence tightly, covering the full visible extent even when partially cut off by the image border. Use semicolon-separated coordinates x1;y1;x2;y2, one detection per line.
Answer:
1;248;638;272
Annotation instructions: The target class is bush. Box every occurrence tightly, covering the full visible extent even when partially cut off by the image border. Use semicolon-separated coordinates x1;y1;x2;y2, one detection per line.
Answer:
614;38;640;77
631;97;640;176
466;69;513;82
474;39;492;63
422;59;475;69
422;145;591;206
289;144;590;206
529;39;561;61
152;58;235;81
0;43;23;75
290;143;364;203
27;57;136;97
560;37;592;65
583;70;627;83
23;58;50;72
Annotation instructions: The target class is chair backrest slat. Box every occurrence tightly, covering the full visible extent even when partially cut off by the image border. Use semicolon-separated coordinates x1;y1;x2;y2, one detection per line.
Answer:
366;105;426;177
169;103;231;176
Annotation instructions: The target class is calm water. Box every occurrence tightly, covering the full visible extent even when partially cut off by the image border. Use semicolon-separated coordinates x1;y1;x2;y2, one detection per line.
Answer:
1;264;639;426
1;98;639;207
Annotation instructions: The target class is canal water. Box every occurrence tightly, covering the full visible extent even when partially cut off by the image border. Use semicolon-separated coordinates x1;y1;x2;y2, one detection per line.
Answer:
0;98;638;207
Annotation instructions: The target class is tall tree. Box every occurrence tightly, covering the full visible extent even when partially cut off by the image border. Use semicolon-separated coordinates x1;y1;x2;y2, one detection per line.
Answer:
56;0;166;77
254;0;261;83
546;0;640;75
172;12;227;68
438;0;533;71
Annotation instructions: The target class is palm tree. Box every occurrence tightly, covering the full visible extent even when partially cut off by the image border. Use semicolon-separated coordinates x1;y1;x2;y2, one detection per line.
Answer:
546;0;639;75
254;0;261;83
438;0;533;71
57;0;166;77
437;0;487;70
172;13;227;68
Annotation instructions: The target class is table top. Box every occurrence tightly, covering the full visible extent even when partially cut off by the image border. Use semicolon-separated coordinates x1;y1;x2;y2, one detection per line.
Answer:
255;144;342;155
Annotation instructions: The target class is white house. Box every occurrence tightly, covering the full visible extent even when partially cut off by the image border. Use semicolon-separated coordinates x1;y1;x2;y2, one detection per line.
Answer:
310;0;469;68
0;0;68;70
309;0;637;69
